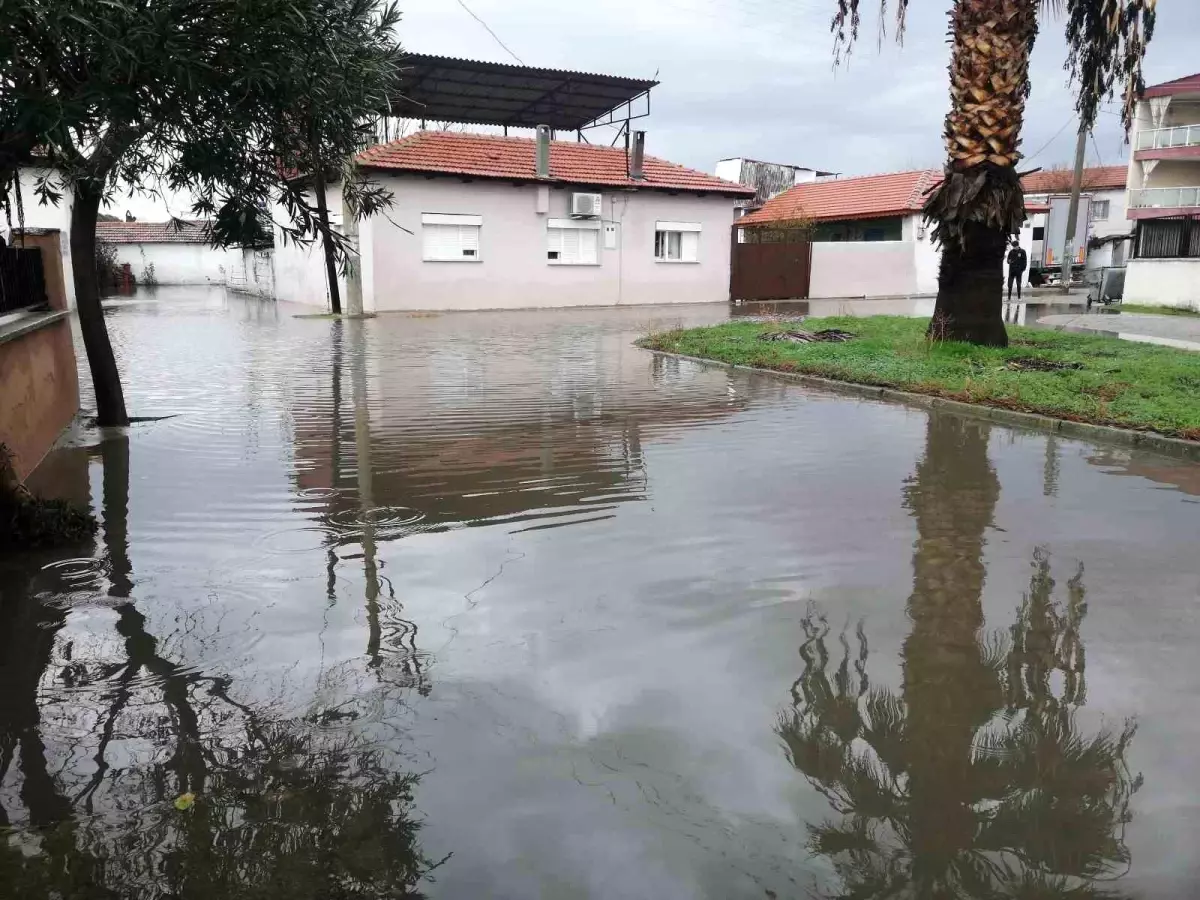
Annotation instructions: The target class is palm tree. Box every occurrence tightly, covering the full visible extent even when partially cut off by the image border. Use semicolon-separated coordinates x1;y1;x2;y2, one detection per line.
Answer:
831;0;1157;346
777;416;1140;896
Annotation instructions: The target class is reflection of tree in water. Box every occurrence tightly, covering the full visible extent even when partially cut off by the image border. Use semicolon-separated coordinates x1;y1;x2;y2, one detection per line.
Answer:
778;416;1140;898
0;435;442;898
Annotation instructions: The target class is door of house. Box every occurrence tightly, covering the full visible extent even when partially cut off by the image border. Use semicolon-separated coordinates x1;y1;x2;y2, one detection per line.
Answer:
729;228;811;301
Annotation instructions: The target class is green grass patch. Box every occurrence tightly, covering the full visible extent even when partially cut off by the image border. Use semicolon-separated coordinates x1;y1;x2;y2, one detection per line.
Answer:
1118;303;1200;318
638;316;1200;441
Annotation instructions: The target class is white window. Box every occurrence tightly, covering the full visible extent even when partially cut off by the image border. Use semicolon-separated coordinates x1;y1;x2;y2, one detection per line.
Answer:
654;221;701;262
1089;199;1111;222
546;219;601;265
422;213;482;262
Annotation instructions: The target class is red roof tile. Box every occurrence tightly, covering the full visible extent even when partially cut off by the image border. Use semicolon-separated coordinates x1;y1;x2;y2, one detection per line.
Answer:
1144;72;1200;99
736;170;940;226
356;131;754;197
1020;165;1127;193
97;220;211;244
738;164;1129;227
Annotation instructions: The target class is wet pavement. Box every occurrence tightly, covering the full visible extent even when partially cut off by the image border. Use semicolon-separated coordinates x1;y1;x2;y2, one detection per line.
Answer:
3;287;1200;898
1038;311;1200;352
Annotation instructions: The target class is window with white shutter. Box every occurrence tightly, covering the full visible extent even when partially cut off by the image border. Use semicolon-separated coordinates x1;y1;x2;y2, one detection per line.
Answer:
654;221;701;262
422;213;483;262
546;219;601;265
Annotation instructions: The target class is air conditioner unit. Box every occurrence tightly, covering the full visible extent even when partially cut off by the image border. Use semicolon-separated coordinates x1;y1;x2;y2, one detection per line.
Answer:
571;192;602;218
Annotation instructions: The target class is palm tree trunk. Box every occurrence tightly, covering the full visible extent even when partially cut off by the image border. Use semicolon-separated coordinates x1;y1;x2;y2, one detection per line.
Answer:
924;0;1040;347
71;181;130;426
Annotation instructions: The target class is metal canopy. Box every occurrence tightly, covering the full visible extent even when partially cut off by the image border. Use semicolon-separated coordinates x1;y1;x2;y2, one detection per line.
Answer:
388;54;657;131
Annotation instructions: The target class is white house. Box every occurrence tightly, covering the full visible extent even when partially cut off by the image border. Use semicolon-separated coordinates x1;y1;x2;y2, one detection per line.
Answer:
733;169;946;298
96;220;240;286
273;130;754;311
4;164;76;308
733;165;1128;300
1124;71;1200;310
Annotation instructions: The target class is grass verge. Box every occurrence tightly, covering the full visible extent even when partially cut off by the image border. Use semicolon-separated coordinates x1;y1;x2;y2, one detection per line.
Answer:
1117;303;1200;318
638;316;1200;441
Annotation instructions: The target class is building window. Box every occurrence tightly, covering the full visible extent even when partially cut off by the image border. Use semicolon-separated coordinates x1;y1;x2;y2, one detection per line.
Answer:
547;219;600;265
1032;226;1045;241
654;221;701;262
1089;200;1111;222
421;213;482;262
1135;217;1200;259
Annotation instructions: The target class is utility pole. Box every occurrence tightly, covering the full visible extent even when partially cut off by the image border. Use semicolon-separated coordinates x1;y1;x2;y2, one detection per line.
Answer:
1060;123;1088;295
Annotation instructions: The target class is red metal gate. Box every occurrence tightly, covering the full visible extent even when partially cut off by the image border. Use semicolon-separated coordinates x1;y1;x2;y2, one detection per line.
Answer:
729;228;811;301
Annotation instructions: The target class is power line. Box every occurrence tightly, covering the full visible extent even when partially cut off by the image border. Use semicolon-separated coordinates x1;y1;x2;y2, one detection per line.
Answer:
1025;116;1076;164
454;0;525;65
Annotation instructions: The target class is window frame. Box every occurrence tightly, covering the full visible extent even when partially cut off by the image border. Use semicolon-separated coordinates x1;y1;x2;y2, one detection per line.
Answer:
654;221;701;263
546;218;602;266
1089;199;1111;222
421;213;483;263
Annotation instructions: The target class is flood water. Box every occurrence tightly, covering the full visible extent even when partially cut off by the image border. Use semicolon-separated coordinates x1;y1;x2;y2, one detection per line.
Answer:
3;287;1200;898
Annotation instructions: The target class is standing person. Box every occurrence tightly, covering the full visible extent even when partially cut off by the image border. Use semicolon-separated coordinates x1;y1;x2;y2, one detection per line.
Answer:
1006;239;1028;302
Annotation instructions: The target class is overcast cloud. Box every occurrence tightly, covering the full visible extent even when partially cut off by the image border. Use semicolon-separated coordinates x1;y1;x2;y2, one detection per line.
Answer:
113;0;1200;219
401;0;1200;176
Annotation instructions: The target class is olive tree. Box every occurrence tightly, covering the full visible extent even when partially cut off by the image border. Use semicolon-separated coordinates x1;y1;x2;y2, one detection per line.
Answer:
1;0;402;425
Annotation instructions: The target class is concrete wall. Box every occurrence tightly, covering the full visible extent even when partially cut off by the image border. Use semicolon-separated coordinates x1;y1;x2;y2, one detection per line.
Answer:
809;240;918;299
226;248;277;299
342;176;738;311
0;233;79;479
5;167;76;308
110;242;239;286
1124;258;1200;309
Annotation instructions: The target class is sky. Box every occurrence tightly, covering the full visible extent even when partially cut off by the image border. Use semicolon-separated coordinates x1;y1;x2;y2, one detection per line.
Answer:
397;0;1200;175
111;0;1200;219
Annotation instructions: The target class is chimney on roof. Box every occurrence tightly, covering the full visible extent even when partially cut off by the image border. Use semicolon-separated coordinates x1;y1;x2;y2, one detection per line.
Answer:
630;130;646;181
535;124;551;178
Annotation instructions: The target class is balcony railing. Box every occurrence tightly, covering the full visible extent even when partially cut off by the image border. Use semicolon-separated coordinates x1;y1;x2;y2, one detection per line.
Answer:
1130;187;1200;209
1135;123;1200;151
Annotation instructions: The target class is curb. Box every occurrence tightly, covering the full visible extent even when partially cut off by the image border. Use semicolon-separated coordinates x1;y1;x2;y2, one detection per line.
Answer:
642;349;1200;462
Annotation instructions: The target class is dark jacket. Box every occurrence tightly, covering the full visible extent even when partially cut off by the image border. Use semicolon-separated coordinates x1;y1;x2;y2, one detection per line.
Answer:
1007;247;1028;272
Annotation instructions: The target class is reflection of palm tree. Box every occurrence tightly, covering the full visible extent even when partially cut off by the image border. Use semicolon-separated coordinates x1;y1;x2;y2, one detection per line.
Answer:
778;415;1139;897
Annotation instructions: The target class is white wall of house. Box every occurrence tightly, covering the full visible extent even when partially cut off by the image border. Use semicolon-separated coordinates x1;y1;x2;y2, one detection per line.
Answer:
809;240;918;298
276;176;739;311
6;166;76;308
225;248;277;299
1085;187;1133;269
110;242;239;286
1124;259;1200;309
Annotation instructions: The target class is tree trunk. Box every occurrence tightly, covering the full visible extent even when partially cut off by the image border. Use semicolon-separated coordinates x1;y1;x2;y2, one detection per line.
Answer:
927;221;1010;346
311;153;342;316
71;181;129;426
923;0;1039;347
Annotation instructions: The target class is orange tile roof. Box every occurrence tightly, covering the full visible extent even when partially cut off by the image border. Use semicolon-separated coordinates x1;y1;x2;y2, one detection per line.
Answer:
356;131;754;197
97;220;210;244
1020;165;1127;193
738;164;1130;227
736;170;940;226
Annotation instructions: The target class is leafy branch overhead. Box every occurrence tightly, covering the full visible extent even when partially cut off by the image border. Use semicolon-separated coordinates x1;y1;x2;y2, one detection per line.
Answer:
1;0;404;261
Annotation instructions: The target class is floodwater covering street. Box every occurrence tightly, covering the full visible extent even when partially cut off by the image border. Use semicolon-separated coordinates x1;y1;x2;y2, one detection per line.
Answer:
3;287;1200;898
